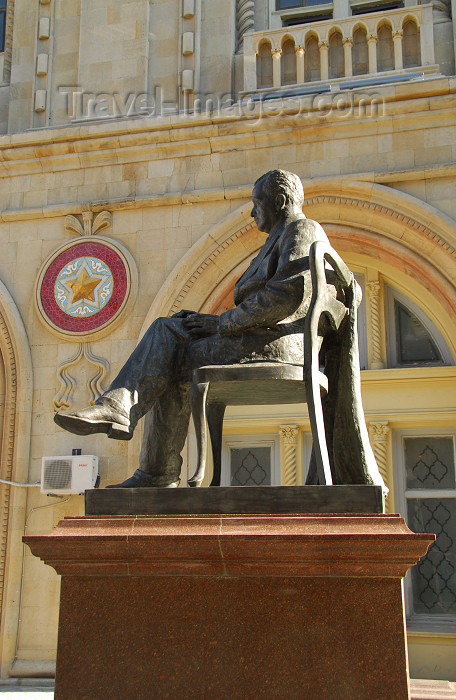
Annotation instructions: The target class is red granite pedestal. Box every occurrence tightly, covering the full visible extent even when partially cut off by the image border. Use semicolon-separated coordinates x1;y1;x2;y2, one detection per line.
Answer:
25;512;434;700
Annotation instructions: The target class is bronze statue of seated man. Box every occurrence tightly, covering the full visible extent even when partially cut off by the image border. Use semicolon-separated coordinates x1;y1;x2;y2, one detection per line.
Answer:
55;169;385;492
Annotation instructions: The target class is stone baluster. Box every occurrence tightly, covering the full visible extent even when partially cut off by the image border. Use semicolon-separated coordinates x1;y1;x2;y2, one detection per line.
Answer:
366;280;385;370
279;425;299;486
318;41;329;81
272;48;282;87
343;37;353;78
367;34;378;74
296;45;305;84
393;30;403;70
369;422;391;512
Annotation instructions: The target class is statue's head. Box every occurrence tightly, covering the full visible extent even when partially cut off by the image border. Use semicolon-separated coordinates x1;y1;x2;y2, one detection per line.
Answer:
251;170;304;233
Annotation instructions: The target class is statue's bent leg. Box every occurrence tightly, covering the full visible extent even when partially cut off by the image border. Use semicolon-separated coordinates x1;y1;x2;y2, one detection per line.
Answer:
54;317;192;440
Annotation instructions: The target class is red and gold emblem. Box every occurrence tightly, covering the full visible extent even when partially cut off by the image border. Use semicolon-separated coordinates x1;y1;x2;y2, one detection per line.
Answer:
36;237;136;340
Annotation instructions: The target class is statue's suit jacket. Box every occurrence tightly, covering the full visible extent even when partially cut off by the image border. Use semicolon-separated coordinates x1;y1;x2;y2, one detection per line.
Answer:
187;214;331;369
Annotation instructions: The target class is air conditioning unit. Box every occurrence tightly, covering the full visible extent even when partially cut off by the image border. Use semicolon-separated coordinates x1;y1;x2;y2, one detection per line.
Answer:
41;455;98;495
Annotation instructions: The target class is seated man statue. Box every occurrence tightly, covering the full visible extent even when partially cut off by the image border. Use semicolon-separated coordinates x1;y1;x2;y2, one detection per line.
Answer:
55;169;385;491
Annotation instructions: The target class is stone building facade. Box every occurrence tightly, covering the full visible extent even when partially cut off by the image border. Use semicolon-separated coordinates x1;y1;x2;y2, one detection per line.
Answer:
0;0;455;684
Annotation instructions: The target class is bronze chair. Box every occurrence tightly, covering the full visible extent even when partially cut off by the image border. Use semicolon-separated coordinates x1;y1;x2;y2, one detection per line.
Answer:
188;241;352;488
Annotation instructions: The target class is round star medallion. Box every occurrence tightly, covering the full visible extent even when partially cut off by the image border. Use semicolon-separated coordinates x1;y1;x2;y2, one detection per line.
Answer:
36;237;137;340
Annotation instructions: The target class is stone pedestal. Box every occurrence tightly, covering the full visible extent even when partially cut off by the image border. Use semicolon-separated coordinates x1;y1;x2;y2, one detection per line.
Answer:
25;509;433;700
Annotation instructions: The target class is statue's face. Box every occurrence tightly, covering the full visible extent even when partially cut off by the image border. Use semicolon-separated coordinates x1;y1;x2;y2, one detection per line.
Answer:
250;183;278;234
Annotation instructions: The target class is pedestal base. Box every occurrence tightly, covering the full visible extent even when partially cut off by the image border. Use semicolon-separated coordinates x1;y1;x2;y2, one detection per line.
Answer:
25;511;433;700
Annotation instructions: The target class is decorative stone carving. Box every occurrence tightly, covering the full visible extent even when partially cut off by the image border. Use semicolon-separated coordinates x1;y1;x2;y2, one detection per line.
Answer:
236;0;255;51
54;343;109;410
279;425;299;486
65;210;112;238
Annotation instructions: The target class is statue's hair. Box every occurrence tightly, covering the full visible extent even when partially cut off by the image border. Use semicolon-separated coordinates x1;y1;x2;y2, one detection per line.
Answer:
254;169;304;209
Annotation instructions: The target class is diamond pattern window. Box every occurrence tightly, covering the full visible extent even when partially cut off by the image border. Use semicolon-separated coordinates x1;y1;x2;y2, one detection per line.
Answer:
397;433;456;627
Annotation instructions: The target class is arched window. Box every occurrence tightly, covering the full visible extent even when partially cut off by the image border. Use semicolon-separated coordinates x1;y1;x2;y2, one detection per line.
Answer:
329;32;344;79
353;27;368;75
257;41;273;89
386;287;453;367
304;35;320;83
377;24;394;72
403;20;420;68
281;38;297;85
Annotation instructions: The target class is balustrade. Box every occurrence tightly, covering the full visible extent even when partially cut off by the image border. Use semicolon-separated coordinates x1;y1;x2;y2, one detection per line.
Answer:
244;4;436;92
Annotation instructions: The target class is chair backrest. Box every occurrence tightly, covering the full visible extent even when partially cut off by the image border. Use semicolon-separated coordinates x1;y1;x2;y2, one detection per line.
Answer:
304;241;354;486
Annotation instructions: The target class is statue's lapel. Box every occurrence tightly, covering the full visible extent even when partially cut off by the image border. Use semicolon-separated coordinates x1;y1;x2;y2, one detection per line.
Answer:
239;229;281;282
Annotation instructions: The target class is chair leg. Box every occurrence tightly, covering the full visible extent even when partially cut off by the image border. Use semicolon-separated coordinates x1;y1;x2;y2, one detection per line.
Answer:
207;403;225;487
188;382;209;487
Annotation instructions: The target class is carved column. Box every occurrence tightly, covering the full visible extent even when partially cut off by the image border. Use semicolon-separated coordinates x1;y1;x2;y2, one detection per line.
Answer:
369;422;391;512
279;425;299;486
318;41;329;80
367;34;378;74
393;30;403;70
272;49;282;87
343;37;353;77
366;280;385;370
296;45;305;84
236;0;255;51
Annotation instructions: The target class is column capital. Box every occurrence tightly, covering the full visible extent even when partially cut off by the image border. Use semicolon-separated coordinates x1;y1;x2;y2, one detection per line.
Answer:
318;40;329;50
367;34;378;44
369;421;390;441
279;425;299;444
272;48;282;58
295;45;305;55
343;37;353;48
393;29;403;39
367;280;381;297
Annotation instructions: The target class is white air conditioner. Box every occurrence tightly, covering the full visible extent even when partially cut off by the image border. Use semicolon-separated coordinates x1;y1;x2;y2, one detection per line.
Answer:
41;455;98;495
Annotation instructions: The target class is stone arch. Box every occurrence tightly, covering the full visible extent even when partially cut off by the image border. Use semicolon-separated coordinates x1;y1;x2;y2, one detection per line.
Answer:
140;180;456;357
0;281;33;676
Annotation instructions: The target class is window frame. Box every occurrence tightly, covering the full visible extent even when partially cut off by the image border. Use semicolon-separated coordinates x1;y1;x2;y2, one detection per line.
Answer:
385;286;454;368
394;427;456;632
0;0;6;54
221;434;281;487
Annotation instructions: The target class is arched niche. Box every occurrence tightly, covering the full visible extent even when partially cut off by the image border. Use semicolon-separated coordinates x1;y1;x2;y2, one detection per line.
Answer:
139;180;456;358
0;281;33;676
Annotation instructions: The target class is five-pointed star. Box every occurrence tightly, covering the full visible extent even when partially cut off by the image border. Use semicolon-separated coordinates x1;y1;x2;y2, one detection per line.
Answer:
67;267;100;303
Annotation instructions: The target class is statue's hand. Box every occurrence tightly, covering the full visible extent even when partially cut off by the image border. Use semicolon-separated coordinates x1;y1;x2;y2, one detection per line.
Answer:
183;313;220;337
172;309;195;318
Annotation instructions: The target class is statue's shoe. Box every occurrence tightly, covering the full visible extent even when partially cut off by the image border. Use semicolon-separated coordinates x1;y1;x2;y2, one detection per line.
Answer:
105;469;179;488
54;403;132;440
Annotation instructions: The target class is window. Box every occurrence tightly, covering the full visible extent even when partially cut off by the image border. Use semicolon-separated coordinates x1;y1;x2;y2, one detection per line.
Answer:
403;20;420;68
377;24;395;72
0;0;6;54
281;38;297;85
329;32;344;79
352;27;368;75
277;0;328;8
257;41;273;89
386;287;453;368
396;431;456;628
222;435;280;486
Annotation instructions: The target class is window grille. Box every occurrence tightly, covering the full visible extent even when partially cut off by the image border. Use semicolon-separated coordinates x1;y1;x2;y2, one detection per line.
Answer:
396;432;456;628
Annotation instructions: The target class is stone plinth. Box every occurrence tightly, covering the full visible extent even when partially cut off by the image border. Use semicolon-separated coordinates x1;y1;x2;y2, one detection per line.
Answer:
24;513;434;700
